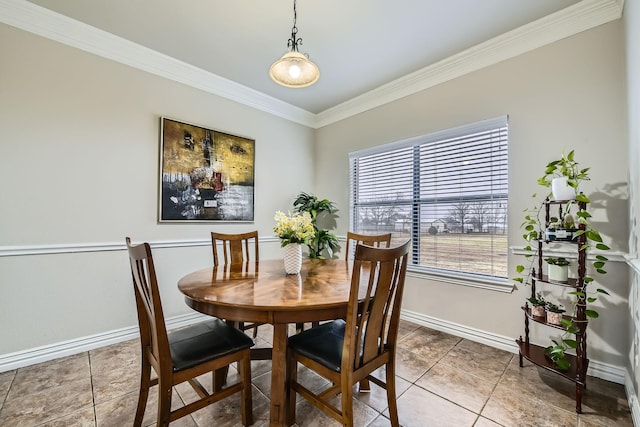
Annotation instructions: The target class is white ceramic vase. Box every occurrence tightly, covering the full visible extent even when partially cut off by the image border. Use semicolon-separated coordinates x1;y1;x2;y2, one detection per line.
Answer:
551;177;576;201
548;264;569;282
283;243;303;274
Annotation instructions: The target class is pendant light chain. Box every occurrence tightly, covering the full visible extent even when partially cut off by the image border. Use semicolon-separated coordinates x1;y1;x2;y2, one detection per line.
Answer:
288;0;302;53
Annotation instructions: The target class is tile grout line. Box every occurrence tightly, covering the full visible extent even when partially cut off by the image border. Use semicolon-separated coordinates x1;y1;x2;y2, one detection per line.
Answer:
0;369;17;421
475;352;513;427
88;350;98;427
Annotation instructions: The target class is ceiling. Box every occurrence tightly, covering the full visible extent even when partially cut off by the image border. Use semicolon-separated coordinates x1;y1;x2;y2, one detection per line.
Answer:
4;0;622;125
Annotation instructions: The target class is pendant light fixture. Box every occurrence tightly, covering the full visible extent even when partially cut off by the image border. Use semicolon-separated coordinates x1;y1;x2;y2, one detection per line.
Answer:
269;0;319;88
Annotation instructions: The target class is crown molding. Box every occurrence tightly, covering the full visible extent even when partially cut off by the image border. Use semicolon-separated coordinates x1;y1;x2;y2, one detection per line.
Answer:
315;0;624;127
0;0;624;129
0;0;316;127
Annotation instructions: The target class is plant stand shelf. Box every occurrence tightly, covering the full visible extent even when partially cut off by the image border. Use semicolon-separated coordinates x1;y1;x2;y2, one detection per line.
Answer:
517;198;590;414
516;339;588;386
521;306;579;331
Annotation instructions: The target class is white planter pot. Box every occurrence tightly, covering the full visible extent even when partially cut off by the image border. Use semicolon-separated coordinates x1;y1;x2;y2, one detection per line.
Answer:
551;177;576;201
548;264;569;282
283;243;303;275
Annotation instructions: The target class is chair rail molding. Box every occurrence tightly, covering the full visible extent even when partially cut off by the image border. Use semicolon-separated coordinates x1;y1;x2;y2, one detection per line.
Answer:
0;237;282;257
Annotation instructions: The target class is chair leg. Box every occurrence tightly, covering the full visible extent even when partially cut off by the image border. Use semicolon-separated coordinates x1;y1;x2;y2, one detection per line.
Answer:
341;377;354;427
239;356;254;426
358;378;371;392
252;325;259;339
156;378;173;427
134;358;152;427
212;366;228;391
385;362;400;427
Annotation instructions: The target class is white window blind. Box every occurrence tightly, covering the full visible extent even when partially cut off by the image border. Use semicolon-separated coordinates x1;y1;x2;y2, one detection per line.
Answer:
349;116;508;280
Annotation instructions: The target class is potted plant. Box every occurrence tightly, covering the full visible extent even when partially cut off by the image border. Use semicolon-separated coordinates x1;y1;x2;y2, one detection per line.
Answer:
544;257;570;282
527;293;547;318
293;192;339;259
537;150;590;201
545;301;566;325
545;211;578;241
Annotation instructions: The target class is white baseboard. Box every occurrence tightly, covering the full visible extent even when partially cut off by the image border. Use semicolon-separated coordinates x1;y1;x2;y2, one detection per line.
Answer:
0;308;628;387
0;312;209;373
625;369;640;426
400;309;626;385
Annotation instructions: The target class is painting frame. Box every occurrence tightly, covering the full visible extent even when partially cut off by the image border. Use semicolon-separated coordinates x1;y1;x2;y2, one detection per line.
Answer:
158;117;255;223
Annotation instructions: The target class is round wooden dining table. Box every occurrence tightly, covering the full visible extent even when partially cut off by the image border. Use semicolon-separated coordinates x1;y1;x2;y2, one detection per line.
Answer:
177;258;354;427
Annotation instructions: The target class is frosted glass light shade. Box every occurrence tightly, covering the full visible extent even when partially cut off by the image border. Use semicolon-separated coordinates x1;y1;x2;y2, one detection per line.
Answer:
269;51;319;88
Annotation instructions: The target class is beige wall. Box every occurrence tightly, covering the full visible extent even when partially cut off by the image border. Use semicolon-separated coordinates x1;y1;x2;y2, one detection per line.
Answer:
0;14;632;383
624;0;640;416
315;21;629;371
0;24;315;353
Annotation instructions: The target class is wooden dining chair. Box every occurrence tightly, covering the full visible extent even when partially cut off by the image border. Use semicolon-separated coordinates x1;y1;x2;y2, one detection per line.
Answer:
211;230;259;266
211;231;263;338
303;231;393;333
125;237;254;427
344;231;392;260
286;240;410;427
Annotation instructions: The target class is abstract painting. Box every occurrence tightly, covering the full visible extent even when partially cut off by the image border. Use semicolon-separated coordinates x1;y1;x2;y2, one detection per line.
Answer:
159;117;255;222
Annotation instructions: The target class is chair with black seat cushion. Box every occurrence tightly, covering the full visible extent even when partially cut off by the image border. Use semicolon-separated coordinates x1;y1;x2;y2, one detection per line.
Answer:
126;237;254;427
211;231;263;338
344;231;392;260
286;240;410;427
303;231;393;333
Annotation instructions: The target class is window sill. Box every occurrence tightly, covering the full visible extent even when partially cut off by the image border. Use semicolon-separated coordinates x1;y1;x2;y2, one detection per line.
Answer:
406;266;514;293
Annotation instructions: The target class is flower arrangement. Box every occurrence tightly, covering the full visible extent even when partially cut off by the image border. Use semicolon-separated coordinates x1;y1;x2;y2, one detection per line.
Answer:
273;211;315;247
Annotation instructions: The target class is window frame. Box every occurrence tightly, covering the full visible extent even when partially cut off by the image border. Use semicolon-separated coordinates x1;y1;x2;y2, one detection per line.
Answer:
348;116;513;292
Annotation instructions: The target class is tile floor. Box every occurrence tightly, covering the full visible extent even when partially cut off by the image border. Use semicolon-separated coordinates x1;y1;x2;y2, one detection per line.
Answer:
0;320;634;426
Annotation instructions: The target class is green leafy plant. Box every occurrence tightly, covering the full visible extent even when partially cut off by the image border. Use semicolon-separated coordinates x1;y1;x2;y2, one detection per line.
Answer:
293;192;339;259
562;213;575;229
537;149;590;192
527;292;547;307
545;301;565;314
544;257;570;266
546;339;574;371
514;200;544;286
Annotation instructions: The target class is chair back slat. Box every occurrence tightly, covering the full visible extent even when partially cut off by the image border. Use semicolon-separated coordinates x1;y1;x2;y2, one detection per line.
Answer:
126;237;169;368
344;241;410;372
345;232;392;260
211;231;259;266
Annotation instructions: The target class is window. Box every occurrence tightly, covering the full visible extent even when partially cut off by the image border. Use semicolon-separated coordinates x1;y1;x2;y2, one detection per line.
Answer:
349;116;508;284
